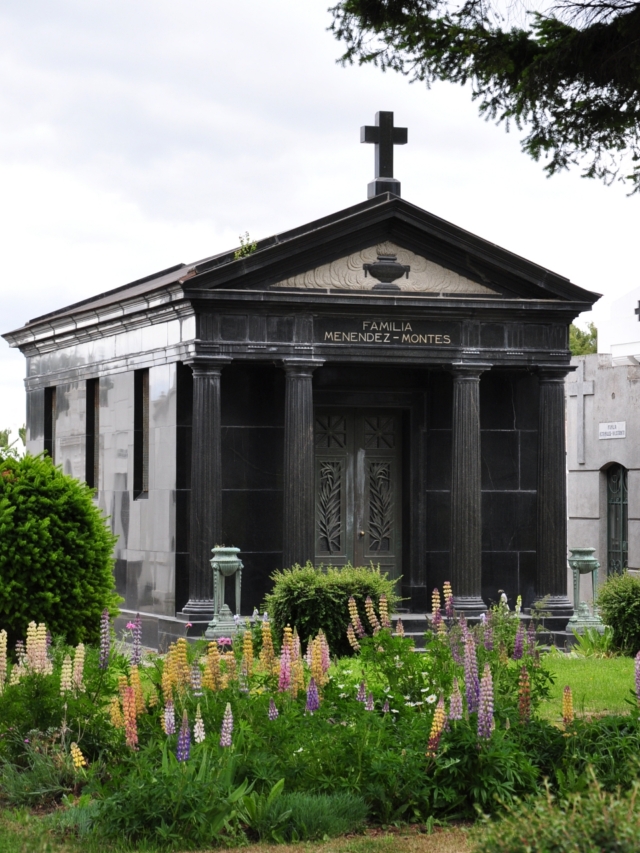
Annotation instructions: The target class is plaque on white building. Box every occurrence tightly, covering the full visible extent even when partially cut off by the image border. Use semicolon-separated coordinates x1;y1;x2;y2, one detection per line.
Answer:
598;421;626;440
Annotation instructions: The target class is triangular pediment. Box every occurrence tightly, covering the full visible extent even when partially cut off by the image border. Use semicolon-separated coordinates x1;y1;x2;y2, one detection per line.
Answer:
270;241;497;295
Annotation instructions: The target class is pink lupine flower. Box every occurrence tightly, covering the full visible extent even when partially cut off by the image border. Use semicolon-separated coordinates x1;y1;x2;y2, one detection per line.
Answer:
164;701;176;735
449;677;463;721
356;680;366;702
464;635;480;713
365;692;374;711
278;643;291;693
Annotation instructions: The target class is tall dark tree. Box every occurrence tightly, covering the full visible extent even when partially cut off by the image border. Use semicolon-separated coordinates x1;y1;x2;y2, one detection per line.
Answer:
330;0;640;190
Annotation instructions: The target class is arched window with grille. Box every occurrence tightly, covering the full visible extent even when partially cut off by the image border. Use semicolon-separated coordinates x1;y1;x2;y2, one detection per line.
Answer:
607;463;628;574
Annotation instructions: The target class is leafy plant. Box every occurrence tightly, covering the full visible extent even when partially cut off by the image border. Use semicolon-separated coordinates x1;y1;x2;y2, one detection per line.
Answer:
570;626;618;658
264;562;399;655
597;571;640;655
0;453;119;645
233;231;257;260
473;777;640;853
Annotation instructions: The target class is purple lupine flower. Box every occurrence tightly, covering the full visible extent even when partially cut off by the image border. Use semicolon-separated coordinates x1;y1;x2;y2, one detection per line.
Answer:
449;677;463;721
164;700;176;735
306;677;320;713
177;709;190;761
131;613;142;666
459;615;469;641
191;663;202;696
484;622;494;652
278;643;291;693
527;620;536;654
382;699;390;714
477;663;494;739
464;634;480;713
635;652;640;705
99;609;110;669
433;607;443;632
513;623;525;661
449;633;463;664
356;680;367;702
365;692;374;711
220;702;233;747
268;697;279;720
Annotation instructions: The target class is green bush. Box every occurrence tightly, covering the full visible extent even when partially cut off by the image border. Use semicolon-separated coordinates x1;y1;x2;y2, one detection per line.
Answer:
264;562;399;656
0;453;119;645
473;781;640;853
597;571;640;655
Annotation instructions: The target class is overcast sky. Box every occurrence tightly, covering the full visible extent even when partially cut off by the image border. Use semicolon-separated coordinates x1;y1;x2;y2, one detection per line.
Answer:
1;0;637;437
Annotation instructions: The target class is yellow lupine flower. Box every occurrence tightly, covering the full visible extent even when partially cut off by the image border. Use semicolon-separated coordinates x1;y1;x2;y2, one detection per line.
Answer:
70;742;86;769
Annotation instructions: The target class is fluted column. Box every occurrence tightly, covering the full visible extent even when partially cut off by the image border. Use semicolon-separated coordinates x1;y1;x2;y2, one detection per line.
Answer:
450;364;491;613
282;359;323;567
181;358;229;617
536;368;572;611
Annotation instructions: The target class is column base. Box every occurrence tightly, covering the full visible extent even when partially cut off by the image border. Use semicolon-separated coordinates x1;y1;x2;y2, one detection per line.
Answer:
452;595;487;615
178;600;214;621
533;594;573;615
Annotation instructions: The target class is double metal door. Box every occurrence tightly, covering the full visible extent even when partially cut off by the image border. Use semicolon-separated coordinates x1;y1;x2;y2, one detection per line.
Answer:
607;463;628;573
314;408;402;580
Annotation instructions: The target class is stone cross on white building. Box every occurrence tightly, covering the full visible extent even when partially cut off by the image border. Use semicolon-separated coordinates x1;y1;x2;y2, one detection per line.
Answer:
567;359;594;465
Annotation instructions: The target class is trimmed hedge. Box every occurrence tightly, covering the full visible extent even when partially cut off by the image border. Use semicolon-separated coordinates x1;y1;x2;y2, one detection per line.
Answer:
0;453;119;645
264;562;399;656
597;570;640;655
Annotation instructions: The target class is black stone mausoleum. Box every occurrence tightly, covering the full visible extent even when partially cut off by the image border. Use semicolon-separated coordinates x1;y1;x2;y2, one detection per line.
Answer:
3;113;600;648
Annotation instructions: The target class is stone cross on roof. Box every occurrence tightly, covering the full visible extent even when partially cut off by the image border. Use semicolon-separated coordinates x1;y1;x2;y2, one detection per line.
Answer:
568;359;594;465
635;300;640;320
361;111;407;199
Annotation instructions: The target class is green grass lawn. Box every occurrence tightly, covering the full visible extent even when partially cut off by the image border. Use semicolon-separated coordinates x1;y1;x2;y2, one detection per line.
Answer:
539;653;635;720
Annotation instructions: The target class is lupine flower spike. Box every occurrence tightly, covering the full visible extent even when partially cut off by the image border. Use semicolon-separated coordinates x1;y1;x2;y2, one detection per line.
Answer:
365;596;381;634
365;692;374;711
395;618;405;638
348;597;365;638
278;642;292;693
478;664;494;739
164;700;176;735
635;651;640;706
513;623;525;661
131;613;143;666
99;609;110;669
443;581;454;619
0;629;6;694
518;666;531;724
191;663;203;696
177;709;191;761
527;620;537;654
382;699;390;714
431;588;441;618
449;677;463;721
193;702;206;743
562;685;574;726
464;635;480;713
122;685;138;749
379;594;391;628
60;655;73;695
306;678;320;713
220;702;234;747
347;624;361;651
70;742;87;769
426;696;446;757
356;680;367;702
268;697;279;720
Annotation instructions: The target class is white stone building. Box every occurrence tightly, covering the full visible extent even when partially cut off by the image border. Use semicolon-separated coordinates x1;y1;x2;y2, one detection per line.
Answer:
566;284;640;602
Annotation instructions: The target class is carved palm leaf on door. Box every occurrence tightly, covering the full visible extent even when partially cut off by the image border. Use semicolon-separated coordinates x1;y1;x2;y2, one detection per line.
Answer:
317;461;342;553
368;462;393;552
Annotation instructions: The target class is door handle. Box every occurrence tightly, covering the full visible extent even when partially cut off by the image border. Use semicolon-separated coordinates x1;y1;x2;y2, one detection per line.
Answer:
358;530;365;538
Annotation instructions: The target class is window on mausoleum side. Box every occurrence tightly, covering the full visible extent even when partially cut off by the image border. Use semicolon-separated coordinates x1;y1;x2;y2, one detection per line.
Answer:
85;378;100;490
44;386;56;462
134;369;150;499
607;463;628;574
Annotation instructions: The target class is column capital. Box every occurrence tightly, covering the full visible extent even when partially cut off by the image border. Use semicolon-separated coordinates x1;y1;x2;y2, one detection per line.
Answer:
186;357;232;376
281;358;324;376
449;362;492;380
537;365;575;383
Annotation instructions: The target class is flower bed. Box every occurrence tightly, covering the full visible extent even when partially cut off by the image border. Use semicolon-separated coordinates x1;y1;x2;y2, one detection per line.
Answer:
1;591;640;849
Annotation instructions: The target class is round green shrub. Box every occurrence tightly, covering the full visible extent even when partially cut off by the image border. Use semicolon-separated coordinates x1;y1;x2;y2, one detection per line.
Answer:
264;562;399;656
0;452;119;645
597;571;640;655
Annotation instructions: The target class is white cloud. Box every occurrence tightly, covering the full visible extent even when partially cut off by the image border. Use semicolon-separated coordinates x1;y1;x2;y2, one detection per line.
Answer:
1;0;638;428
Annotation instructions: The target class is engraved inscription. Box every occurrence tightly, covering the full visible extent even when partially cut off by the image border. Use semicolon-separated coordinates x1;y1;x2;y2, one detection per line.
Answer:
316;317;457;346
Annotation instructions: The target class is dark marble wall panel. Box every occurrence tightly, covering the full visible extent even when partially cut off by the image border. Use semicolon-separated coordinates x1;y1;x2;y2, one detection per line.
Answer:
426;370;539;608
26;388;45;455
220;364;285;613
